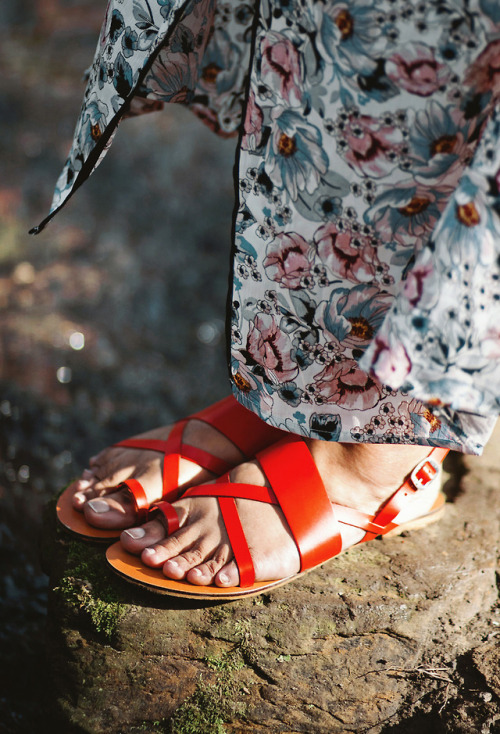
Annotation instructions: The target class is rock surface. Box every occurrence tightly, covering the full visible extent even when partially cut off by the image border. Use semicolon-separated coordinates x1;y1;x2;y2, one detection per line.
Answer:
42;427;500;734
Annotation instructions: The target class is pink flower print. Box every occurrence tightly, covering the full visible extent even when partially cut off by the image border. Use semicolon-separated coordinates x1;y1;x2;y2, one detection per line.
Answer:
191;104;238;138
241;90;264;151
465;40;500;97
482;326;500;360
386;44;451;97
314;223;377;282
260;32;302;106
368;335;412;389
264;232;314;290
246;313;299;382
402;261;435;307
314;358;383;410
340;113;403;178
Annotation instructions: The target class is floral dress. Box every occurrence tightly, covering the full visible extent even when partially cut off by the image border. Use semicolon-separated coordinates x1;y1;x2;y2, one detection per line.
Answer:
33;0;500;455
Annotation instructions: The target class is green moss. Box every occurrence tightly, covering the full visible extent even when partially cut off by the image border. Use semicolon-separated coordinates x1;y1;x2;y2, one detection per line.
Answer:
170;679;228;734
54;541;126;641
208;606;232;624
129;720;170;733
204;648;245;674
172;626;250;734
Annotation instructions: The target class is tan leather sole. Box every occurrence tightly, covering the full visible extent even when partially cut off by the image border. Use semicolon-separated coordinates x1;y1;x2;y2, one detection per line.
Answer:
105;493;446;600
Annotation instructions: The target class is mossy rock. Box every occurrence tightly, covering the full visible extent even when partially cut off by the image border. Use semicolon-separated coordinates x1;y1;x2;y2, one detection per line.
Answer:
41;461;500;734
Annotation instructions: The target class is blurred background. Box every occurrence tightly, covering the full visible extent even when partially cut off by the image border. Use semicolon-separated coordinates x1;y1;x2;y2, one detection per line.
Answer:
0;1;235;730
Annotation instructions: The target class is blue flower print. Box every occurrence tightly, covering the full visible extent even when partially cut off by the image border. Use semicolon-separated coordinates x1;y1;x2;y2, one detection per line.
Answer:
79;98;110;156
122;28;139;58
365;179;450;247
157;0;176;21
318;0;382;77
266;108;329;200
408;100;472;179
309;411;342;441
197;29;241;96
322;283;392;348
109;10;125;43
276;381;303;406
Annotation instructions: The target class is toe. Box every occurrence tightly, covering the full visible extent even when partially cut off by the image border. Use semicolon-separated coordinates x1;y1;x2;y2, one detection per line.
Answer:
185;545;231;585
120;518;167;554
83;489;136;529
159;546;207;577
215;561;240;588
141;538;212;578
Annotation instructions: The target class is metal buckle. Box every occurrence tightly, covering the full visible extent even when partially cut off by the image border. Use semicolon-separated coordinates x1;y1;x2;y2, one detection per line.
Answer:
410;457;440;491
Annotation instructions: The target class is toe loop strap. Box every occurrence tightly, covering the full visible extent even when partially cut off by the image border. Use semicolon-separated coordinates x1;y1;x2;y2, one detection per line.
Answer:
148;501;180;535
118;479;150;522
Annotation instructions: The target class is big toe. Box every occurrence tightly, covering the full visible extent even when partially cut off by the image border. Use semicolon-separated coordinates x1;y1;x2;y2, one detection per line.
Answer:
120;518;167;554
83;490;136;529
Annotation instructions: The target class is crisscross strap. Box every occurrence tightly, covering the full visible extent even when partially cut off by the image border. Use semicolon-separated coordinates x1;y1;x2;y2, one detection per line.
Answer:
192;396;282;456
185;479;279;587
257;437;342;570
184;437;342;586
112;397;280;513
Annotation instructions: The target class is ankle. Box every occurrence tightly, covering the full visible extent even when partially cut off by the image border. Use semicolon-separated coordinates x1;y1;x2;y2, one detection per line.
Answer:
304;439;431;515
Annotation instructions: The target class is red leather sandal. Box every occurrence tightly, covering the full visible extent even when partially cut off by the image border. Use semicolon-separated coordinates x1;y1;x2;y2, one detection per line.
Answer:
56;396;282;541
106;435;449;599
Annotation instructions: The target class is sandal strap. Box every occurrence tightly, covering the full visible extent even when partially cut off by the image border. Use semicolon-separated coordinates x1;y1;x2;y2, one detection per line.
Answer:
186;437;342;585
113;397;279;512
257;437;342;570
148;501;180;535
371;447;449;529
114;438;172;452
186;480;277;504
330;447;449;540
219;497;256;586
330;504;399;538
192;396;282;457
117;478;150;522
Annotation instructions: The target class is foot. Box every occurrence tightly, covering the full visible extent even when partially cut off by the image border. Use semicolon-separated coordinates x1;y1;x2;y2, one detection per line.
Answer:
70;420;246;530
120;441;437;587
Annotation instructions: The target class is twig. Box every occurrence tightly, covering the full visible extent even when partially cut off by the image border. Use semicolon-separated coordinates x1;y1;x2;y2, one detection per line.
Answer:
438;681;451;713
360;664;453;683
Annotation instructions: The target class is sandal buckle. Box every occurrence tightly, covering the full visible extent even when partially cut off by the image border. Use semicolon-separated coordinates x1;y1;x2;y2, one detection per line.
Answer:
410;458;440;491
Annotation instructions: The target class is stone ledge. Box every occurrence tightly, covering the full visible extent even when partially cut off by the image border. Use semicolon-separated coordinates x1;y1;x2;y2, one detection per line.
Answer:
41;444;500;734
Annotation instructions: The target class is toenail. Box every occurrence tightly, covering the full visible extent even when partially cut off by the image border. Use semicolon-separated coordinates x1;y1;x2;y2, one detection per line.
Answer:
218;573;229;584
142;547;157;557
123;527;146;539
77;479;91;489
165;559;178;568
87;499;110;513
190;568;202;577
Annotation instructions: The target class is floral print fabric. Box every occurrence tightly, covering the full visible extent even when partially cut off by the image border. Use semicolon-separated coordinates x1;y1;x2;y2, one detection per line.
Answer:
36;0;500;454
